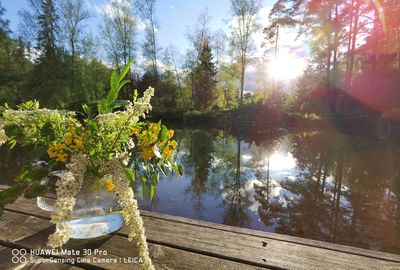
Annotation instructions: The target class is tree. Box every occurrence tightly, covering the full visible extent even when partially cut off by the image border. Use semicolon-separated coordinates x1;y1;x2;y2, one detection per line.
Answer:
36;0;59;59
0;0;9;40
229;0;261;105
21;0;72;108
101;0;137;71
185;9;213;109
211;29;228;65
60;0;91;58
60;0;92;99
216;62;239;109
0;2;33;106
136;0;158;76
163;45;187;110
192;40;217;110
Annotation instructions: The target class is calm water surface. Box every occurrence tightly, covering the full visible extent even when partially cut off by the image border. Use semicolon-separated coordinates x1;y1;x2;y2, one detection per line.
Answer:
1;124;399;254
138;126;400;254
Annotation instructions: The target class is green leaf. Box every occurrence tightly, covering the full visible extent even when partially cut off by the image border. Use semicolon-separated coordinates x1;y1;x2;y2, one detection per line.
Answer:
99;58;135;114
106;59;135;105
97;100;109;114
124;167;135;186
110;70;118;91
41;121;54;136
4;125;23;140
150;184;156;201
117;58;135;84
24;183;47;199
17;166;48;183
0;184;29;207
140;176;147;199
158;164;167;176
109;100;130;110
177;165;183;176
159;125;168;140
106;79;130;105
82;104;91;116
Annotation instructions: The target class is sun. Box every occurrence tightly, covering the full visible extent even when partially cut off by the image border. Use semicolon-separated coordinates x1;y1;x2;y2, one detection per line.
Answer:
269;52;307;81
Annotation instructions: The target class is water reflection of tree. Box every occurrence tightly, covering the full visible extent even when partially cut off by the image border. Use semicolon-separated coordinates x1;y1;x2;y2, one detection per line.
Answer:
218;138;251;227
181;130;215;215
247;129;286;228
192;130;248;226
258;130;400;253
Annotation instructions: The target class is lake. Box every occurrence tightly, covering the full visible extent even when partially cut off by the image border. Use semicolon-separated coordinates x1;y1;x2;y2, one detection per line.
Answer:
137;124;400;254
1;123;399;254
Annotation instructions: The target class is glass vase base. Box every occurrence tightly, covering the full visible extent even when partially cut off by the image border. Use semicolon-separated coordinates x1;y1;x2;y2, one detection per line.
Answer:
64;213;123;239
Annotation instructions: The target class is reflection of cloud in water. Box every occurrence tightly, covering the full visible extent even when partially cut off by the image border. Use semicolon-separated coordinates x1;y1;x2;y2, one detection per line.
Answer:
323;176;352;210
222;178;300;211
266;152;297;171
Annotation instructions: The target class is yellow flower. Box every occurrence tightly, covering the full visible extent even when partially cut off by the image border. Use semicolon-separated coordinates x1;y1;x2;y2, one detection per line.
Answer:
105;179;115;192
130;127;141;136
74;137;84;150
47;148;54;157
162;147;173;159
169;140;177;149
58;153;67;163
149;123;157;131
141;148;154;161
167;129;174;139
47;143;68;163
68;125;76;133
65;134;73;145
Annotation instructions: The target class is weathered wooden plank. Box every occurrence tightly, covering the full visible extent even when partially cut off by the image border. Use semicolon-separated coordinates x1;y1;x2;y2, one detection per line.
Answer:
140;210;400;263
127;215;400;270
3;195;400;270
2;184;398;263
0;246;84;270
0;210;265;270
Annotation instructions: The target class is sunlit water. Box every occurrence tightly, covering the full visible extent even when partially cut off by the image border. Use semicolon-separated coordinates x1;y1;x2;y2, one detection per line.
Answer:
137;127;400;254
1;126;399;254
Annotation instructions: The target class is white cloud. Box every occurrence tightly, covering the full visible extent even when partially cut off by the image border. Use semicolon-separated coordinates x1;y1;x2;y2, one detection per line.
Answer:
253;6;271;58
92;0;133;19
137;18;146;31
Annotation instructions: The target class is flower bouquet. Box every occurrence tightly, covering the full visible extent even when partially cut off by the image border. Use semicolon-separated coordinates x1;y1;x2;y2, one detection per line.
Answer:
0;59;181;270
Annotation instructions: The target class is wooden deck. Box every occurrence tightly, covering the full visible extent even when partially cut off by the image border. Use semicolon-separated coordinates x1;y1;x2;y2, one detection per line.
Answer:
1;191;400;269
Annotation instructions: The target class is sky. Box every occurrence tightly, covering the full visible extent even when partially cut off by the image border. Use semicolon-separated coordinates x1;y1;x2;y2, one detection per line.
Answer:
2;0;273;51
2;0;306;91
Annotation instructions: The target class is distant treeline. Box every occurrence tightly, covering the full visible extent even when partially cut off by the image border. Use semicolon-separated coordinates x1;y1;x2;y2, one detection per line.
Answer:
0;0;400;122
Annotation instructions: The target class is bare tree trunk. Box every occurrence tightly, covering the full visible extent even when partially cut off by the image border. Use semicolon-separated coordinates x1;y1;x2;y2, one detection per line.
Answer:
172;56;186;109
345;1;360;92
240;55;245;103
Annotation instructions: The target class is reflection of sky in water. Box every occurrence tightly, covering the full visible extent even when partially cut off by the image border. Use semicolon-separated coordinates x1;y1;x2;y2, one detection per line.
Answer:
138;135;355;227
136;130;400;254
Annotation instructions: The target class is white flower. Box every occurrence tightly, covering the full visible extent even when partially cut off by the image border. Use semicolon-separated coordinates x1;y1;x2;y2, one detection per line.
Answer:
47;154;88;248
0;120;7;146
106;159;154;270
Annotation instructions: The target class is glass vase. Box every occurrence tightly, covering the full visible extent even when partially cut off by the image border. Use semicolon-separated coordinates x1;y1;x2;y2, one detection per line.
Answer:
37;173;123;239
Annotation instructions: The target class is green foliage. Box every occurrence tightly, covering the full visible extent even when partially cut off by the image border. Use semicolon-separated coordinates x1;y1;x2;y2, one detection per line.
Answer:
98;58;134;114
192;40;218;110
0;60;181;209
17;166;49;183
24;183;47;199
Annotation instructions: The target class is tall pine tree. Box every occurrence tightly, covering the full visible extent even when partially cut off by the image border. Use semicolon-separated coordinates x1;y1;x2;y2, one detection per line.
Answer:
193;40;217;110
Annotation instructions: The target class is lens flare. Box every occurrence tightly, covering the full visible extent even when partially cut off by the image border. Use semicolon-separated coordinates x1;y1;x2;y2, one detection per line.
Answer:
371;0;387;33
269;52;307;81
